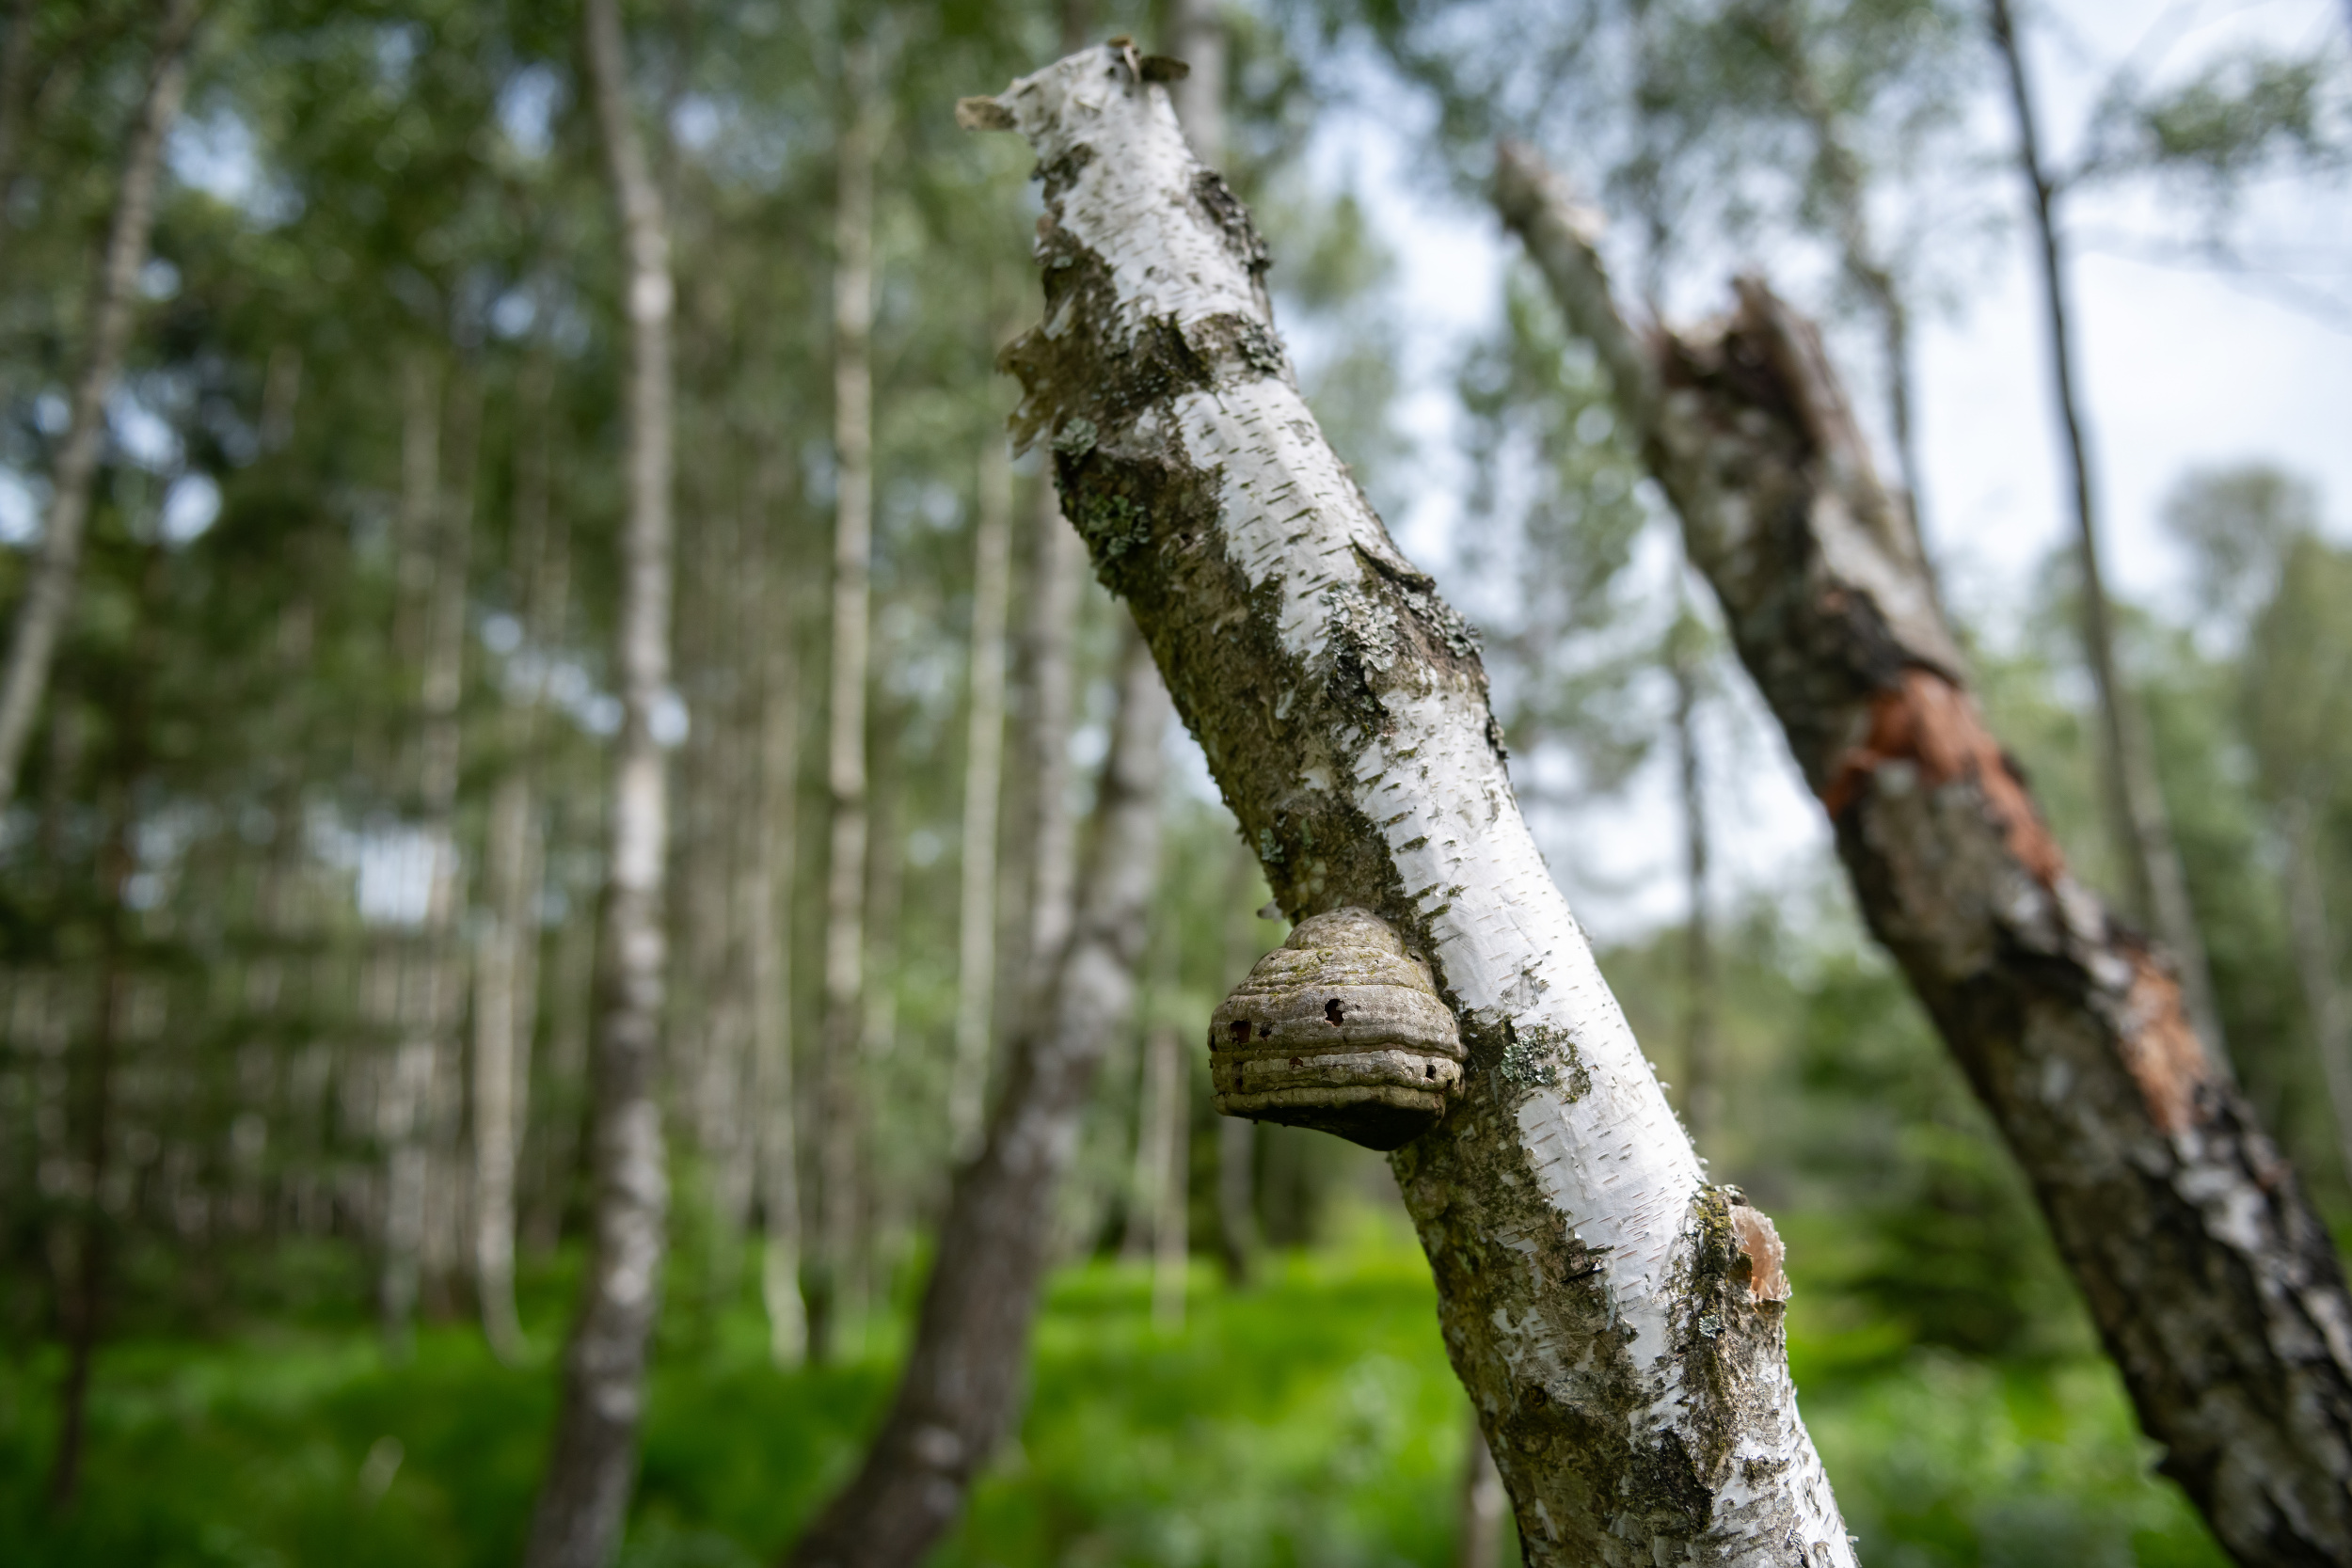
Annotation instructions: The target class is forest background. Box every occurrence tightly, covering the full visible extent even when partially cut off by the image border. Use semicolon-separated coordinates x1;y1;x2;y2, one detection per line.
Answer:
0;0;2347;1563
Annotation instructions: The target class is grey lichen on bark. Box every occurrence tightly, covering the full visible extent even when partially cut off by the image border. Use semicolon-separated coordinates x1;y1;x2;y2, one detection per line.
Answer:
1496;138;2352;1566
968;48;1854;1566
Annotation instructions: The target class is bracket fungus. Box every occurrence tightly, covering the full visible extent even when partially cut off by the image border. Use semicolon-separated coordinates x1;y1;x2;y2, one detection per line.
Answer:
1209;908;1464;1150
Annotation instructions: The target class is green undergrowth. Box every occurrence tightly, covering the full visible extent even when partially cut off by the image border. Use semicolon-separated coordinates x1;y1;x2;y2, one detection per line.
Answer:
0;1217;2223;1567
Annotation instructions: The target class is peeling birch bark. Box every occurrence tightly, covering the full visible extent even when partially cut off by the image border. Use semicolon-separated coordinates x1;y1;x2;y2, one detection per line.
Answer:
961;51;1852;1566
1497;140;2352;1567
787;624;1168;1568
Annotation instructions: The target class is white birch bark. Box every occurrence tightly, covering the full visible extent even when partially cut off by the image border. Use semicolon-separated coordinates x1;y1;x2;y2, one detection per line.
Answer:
416;368;480;1319
0;0;200;812
815;35;880;1360
948;432;1014;1158
963;51;1848;1564
753;599;804;1369
472;365;564;1364
525;0;675;1560
1010;483;1084;1012
1146;1015;1188;1329
380;353;445;1350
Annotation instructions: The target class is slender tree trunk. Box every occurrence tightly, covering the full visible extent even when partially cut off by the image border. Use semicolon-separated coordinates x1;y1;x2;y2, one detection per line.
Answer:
2281;794;2352;1192
380;353;442;1352
1986;0;2223;1060
948;429;1014;1159
47;766;135;1511
752;584;804;1370
417;366;481;1321
0;0;199;812
1498;139;2352;1565
787;623;1169;1568
1454;1412;1509;1568
474;363;564;1363
523;1;675;1560
1667;611;1716;1155
811;35;878;1367
1008;486;1084;1016
1763;5;1928;534
0;0;40;271
1147;1013;1188;1328
1167;0;1225;166
474;763;541;1362
1215;845;1260;1283
996;4;1095;1033
1121;918;1168;1265
961;55;1851;1564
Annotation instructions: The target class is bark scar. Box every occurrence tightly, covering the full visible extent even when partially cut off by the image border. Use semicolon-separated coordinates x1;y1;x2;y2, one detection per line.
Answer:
2118;956;2214;1135
1819;668;2064;884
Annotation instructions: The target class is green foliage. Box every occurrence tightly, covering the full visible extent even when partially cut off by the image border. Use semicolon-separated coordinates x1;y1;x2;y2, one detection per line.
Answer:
0;1229;2227;1568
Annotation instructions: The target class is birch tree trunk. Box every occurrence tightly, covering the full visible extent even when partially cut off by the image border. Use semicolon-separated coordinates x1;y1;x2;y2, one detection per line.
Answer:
416;367;481;1321
380;352;445;1351
47;752;137;1510
997;6;1095;1037
1985;0;2223;1060
1008;484;1084;1016
948;431;1014;1158
1215;843;1260;1283
523;1;675;1560
1454;1414;1509;1568
958;52;1851;1566
1758;5;1928;535
812;35;878;1366
1667;610;1716;1155
1496;140;2352;1566
752;586;804;1370
787;622;1168;1568
0;0;199;814
2280;794;2352;1194
473;361;565;1364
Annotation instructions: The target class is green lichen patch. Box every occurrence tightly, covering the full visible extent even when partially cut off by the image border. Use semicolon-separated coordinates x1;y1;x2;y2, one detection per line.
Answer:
1500;1022;1589;1101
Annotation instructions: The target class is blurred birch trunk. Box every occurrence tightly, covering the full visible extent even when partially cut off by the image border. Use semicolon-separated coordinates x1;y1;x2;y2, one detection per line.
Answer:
523;0;676;1560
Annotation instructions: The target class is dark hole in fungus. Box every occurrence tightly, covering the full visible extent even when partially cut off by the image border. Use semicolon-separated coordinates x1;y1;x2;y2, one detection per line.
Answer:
1257;1022;1272;1040
1325;998;1345;1025
1289;1056;1303;1068
1424;1064;1436;1079
1228;1021;1251;1042
1524;1386;1548;1409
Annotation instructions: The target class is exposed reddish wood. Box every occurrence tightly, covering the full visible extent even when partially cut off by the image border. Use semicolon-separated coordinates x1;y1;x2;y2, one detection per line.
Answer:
1497;140;2352;1567
1820;668;2064;884
2119;958;2214;1137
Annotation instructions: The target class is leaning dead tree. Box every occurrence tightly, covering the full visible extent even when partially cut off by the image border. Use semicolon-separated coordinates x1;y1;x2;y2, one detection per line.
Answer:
952;47;1853;1566
1495;141;2352;1567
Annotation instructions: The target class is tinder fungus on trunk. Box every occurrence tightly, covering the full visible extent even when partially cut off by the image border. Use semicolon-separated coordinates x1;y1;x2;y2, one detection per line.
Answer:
1209;907;1463;1150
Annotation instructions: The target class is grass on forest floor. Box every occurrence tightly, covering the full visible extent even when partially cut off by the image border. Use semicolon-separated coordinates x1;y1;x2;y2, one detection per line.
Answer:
0;1214;2224;1567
